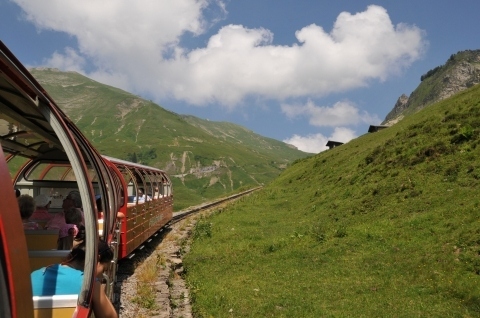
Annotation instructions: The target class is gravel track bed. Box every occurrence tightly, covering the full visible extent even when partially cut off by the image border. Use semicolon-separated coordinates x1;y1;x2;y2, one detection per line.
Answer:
114;216;196;318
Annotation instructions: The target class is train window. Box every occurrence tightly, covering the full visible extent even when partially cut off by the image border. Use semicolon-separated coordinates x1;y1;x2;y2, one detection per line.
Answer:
25;162;58;180
88;167;99;182
32;164;71;181
24;162;99;182
42;166;74;181
117;166;137;200
151;173;162;199
121;173;133;192
62;167;76;181
61;166;97;181
0;119;45;153
23;162;72;181
108;166;125;208
133;168;145;188
5;155;29;179
142;170;154;197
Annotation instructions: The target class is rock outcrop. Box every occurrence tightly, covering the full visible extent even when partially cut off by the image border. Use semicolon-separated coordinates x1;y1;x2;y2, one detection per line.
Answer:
382;49;480;125
383;94;408;126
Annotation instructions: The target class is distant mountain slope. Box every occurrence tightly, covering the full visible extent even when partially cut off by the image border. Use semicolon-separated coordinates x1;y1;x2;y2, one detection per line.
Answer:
29;68;309;209
383;49;480;125
181;115;303;165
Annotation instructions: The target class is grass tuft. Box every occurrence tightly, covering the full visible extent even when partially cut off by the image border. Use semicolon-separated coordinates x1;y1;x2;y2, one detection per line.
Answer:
131;256;163;311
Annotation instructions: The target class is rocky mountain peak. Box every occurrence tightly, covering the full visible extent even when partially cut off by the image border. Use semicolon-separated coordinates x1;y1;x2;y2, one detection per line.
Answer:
382;49;480;125
383;94;409;126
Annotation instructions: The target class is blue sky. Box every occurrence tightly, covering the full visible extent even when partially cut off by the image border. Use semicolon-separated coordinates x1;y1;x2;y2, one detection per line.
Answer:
1;1;479;153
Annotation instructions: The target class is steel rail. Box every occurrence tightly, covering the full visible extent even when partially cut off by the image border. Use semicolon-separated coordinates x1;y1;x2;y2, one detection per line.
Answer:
170;186;262;224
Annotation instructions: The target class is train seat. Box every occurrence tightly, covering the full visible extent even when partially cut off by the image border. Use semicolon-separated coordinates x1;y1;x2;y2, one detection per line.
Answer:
29;220;49;229
33;294;77;317
25;230;59;251
28;250;70;272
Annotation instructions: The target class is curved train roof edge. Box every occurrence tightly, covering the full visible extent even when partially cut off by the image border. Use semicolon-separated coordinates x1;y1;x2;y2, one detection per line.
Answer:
0;40;69;118
102;155;166;172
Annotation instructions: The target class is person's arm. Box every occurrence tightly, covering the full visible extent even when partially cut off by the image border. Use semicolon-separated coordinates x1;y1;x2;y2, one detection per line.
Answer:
91;277;118;318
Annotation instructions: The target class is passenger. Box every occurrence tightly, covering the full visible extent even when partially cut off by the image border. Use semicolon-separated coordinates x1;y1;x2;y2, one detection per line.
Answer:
96;197;125;220
68;190;85;223
45;197;75;230
137;188;151;203
68;190;83;210
31;238;118;318
57;207;83;250
65;207;83;227
18;194;40;230
31;194;54;222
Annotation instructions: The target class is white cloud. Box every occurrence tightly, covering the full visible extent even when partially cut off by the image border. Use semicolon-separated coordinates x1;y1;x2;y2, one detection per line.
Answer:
45;47;86;73
12;2;426;108
284;127;357;153
330;127;357;143
281;99;380;127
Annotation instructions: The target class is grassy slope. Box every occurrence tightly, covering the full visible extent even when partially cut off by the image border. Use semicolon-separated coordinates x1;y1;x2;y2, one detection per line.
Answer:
29;69;309;210
181;115;308;163
184;84;480;317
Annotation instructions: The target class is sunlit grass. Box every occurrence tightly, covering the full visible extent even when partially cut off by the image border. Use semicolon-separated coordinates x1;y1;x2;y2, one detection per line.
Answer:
131;254;165;311
184;84;480;317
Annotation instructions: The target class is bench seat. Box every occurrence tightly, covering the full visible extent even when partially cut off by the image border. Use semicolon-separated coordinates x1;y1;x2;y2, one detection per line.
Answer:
28;250;70;272
33;294;77;318
25;230;59;251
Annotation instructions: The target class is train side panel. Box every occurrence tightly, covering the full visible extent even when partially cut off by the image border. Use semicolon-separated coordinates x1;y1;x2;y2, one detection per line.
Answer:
103;156;173;258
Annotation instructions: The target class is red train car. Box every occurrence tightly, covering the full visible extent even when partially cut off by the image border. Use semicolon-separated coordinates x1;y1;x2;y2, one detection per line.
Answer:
102;155;173;259
0;40;173;317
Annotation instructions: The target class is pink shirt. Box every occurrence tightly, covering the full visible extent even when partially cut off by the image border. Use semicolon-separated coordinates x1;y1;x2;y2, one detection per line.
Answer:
45;212;66;230
31;207;53;221
58;224;78;239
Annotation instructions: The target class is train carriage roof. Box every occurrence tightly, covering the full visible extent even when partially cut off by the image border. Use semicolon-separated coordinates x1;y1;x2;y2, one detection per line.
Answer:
0;41;68;161
103;155;165;172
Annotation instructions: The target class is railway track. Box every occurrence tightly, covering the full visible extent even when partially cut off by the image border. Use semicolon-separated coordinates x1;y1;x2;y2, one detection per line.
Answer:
115;186;262;317
171;186;262;223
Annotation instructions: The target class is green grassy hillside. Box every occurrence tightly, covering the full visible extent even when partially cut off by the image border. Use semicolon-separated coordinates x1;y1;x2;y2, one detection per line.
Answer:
181;115;305;164
184;84;480;317
29;68;309;210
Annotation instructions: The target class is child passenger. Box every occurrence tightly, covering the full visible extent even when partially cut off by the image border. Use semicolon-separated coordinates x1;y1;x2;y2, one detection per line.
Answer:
31;239;118;318
57;207;83;250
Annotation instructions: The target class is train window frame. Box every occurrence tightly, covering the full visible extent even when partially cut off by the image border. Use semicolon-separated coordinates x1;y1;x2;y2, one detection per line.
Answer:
133;167;149;202
20;160;99;182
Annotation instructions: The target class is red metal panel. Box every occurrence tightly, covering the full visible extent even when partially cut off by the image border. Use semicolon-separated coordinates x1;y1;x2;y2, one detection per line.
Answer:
0;147;34;317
